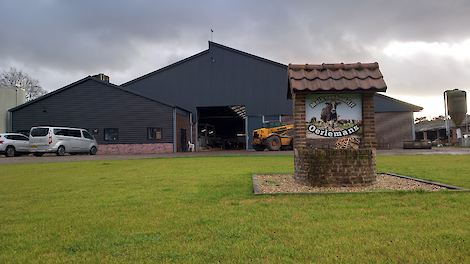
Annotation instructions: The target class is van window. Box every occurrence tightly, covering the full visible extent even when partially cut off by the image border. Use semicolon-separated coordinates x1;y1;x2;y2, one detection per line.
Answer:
54;129;68;136
30;128;49;137
12;135;29;141
83;130;93;139
69;130;81;137
53;129;81;137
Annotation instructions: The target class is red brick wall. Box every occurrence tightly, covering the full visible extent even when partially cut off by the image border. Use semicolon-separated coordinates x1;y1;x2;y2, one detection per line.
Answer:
294;148;376;187
293;93;307;149
362;92;377;149
292;91;377;187
281;115;294;125
98;143;173;154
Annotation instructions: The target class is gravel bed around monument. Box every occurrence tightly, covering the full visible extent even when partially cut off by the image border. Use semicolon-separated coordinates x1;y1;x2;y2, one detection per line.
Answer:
256;173;447;194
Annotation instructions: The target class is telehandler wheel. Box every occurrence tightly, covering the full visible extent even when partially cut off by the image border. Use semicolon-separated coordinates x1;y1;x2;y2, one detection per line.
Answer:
253;144;266;151
266;136;281;151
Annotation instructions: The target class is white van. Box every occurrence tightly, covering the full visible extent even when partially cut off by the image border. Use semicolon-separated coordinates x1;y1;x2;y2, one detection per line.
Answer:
29;127;98;156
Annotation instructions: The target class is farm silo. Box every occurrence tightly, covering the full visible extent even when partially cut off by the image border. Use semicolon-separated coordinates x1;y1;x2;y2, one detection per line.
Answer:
446;89;467;127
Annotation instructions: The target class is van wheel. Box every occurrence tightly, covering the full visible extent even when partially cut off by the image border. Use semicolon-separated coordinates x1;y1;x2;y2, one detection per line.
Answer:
5;146;15;157
56;146;66;156
89;146;97;155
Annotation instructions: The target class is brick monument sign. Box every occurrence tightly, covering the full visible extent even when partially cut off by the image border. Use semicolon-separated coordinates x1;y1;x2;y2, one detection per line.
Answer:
287;63;387;187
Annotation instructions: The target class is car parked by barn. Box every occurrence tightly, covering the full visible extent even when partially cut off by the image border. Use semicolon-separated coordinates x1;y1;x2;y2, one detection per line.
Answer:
0;133;30;157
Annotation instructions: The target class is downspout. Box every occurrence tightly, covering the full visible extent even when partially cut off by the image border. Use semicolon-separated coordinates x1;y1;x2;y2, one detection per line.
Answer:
173;107;177;153
245;116;249;150
190;112;193;146
195;119;198;152
5;111;8;133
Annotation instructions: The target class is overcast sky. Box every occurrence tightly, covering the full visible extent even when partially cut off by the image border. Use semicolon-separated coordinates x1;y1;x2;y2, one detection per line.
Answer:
1;0;469;119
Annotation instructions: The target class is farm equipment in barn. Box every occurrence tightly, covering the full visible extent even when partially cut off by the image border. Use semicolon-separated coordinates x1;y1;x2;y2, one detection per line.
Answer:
252;121;294;151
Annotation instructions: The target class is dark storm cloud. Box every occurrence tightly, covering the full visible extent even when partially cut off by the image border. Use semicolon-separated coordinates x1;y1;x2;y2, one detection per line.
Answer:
1;1;209;73
1;0;470;117
2;0;468;68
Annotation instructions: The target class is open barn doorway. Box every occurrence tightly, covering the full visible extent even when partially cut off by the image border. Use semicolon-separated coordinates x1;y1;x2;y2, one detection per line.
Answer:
197;106;246;150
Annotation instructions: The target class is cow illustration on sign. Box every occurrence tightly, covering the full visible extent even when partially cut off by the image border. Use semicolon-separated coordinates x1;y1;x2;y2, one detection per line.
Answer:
305;94;362;139
320;100;341;129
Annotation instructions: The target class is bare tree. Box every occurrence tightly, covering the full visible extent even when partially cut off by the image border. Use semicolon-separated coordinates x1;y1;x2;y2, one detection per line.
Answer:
0;67;48;101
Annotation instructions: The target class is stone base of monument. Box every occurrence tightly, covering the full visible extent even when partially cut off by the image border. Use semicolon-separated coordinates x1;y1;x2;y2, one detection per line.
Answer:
294;148;376;187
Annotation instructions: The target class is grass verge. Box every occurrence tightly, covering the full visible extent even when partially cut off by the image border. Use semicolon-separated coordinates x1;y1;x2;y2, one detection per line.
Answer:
0;155;469;263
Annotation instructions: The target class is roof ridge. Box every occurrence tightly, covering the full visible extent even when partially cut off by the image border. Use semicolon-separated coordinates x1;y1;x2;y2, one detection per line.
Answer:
290;75;385;81
121;49;209;86
209;41;286;68
289;62;379;70
375;93;423;110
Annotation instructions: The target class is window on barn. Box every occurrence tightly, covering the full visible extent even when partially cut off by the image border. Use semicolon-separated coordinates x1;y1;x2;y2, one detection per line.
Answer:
147;127;162;140
104;128;119;141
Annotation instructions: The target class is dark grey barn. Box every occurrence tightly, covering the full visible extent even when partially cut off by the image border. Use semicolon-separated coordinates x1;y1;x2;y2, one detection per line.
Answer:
122;41;423;150
122;41;292;150
9;76;191;154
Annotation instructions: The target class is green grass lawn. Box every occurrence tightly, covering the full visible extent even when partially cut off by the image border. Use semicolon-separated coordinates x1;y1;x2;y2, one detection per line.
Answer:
1;155;469;263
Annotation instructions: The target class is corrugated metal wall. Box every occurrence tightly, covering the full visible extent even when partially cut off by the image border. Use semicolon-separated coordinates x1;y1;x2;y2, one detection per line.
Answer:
123;42;292;117
375;111;415;149
12;78;175;145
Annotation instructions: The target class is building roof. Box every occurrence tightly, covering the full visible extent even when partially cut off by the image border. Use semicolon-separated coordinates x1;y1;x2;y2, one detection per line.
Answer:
122;41;286;87
121;41;291;117
287;62;387;99
375;93;423;112
415;116;470;132
8;76;189;113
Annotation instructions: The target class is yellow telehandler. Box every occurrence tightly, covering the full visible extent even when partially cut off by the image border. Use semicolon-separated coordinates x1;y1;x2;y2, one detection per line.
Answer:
252;121;294;151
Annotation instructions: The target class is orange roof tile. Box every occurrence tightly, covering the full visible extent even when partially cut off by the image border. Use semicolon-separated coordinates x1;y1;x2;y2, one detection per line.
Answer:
287;62;387;99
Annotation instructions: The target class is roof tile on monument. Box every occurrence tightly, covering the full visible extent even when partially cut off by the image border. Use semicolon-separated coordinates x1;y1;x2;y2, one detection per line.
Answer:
287;62;387;99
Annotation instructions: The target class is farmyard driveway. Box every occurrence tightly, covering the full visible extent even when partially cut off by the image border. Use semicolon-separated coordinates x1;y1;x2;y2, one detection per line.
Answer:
1;147;470;165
